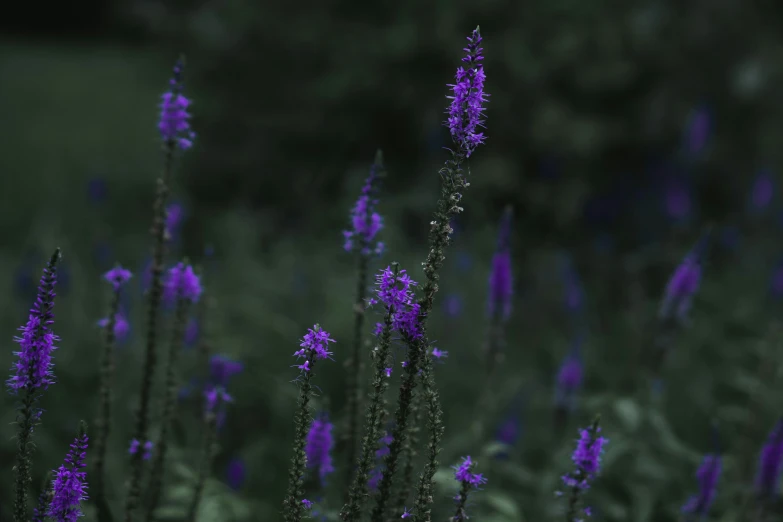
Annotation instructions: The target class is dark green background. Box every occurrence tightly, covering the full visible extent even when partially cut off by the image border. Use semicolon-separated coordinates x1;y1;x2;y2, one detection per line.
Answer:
1;1;783;520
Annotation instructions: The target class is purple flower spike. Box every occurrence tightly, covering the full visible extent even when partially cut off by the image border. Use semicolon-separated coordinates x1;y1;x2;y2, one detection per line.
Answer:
294;326;336;363
162;262;202;304
47;428;89;522
445;26;488;157
343;158;384;255
158;59;195;150
659;234;709;323
305;413;335;483
562;425;608;491
755;420;783;498
104;266;132;290
8;250;61;393
682;454;721;517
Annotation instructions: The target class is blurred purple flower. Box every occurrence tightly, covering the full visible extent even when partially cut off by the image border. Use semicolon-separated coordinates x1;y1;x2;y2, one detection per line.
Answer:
443;294;463;318
555;346;584;409
487;207;514;321
659;235;709;323
755;420;783;499
209;355;244;387
165;203;186;243
663;177;692;222
749;169;775;212
560;254;584;314
683;103;712;157
97;314;130;344
343;158;384;255
226;458;246;490
305;413;335;484
104;266;132;290
682;454;721;517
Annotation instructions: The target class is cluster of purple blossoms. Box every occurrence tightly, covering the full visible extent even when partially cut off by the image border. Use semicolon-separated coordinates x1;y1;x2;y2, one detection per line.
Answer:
305;413;335;484
682;454;721;517
369;266;424;340
445;27;488;157
162;262;203;304
8;258;60;393
294;325;336;372
562;427;608;491
453;456;487;488
756;420;783;498
47;432;89;522
158;60;195;150
343;163;384;255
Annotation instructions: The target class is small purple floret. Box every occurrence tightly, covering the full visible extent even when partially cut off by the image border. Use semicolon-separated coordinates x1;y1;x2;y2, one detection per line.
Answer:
103;266;132;290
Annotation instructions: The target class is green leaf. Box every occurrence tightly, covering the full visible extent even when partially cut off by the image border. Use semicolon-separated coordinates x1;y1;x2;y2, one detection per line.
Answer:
485;491;523;522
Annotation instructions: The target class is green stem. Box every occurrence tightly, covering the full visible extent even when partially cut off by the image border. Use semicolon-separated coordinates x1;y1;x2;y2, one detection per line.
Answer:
93;285;123;522
145;294;191;521
283;351;318;522
344;252;369;483
185;411;218;522
124;142;174;522
340;271;395;522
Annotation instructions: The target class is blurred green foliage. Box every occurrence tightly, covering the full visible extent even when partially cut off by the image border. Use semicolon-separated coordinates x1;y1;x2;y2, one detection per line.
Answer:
3;1;783;521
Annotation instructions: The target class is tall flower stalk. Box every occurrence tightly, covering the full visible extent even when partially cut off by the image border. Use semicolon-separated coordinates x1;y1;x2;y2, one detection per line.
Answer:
283;325;336;522
93;266;132;522
410;26;488;522
9;248;61;522
145;262;202;521
124;57;194;522
342;150;386;485
340;264;403;522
